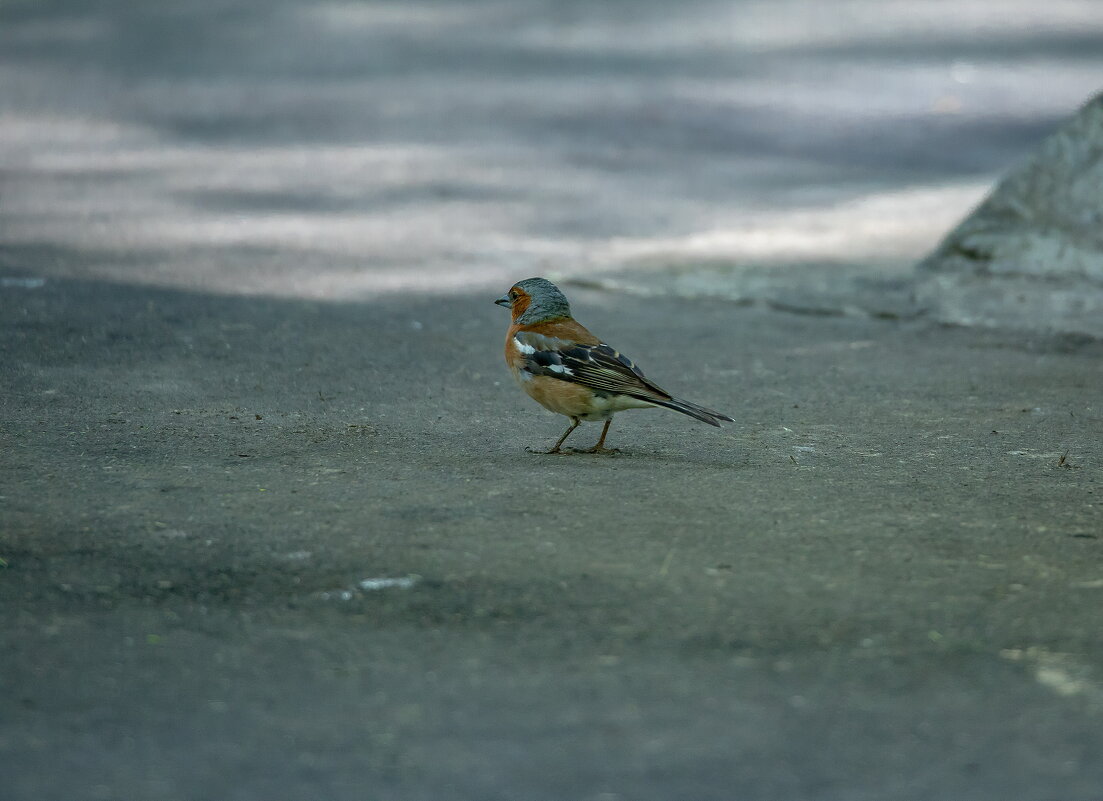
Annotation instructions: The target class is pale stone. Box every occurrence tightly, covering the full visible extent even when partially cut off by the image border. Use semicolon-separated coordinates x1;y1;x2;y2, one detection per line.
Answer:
916;93;1103;338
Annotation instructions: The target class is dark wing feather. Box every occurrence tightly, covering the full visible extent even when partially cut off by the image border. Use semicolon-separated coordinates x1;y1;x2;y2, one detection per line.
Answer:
514;332;671;401
513;331;735;426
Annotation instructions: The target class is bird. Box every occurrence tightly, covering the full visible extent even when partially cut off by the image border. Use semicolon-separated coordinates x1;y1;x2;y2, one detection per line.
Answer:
495;277;734;454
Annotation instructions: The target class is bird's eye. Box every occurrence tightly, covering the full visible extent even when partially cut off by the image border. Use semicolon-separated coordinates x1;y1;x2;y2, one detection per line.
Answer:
509;290;518;300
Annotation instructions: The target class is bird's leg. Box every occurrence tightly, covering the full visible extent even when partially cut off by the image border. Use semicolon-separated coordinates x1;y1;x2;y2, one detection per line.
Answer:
529;417;581;454
547;417;581;453
578;419;619;455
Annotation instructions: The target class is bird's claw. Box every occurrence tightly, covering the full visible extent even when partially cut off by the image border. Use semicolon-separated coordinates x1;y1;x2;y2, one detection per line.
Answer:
524;445;619;455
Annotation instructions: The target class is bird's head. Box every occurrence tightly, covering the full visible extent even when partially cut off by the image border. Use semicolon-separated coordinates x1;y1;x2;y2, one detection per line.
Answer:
495;277;572;324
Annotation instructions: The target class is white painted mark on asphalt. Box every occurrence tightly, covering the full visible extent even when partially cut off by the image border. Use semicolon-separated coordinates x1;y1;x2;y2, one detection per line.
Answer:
155;528;190;539
1035;666;1092;697
0;277;46;289
359;576;418;591
1001;647;1103;706
318;575;420;600
281;550;312;561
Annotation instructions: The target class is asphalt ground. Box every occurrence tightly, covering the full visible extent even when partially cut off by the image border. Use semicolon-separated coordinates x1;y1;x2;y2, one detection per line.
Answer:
2;276;1102;799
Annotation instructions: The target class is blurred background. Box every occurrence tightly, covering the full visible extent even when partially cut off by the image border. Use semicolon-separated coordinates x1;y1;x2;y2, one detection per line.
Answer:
2;0;1102;298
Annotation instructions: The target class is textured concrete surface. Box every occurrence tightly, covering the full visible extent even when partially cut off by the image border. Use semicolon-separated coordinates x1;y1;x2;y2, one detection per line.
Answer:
3;2;1103;800
4;277;1102;800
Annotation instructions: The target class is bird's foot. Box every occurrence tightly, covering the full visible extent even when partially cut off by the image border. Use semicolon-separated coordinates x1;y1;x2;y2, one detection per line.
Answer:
574;445;621;455
525;445;570;455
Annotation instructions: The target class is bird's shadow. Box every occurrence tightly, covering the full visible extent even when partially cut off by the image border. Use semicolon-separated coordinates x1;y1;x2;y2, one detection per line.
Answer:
518;443;746;470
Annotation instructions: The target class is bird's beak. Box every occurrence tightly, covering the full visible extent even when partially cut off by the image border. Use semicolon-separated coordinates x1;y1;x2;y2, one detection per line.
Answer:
494;294;511;308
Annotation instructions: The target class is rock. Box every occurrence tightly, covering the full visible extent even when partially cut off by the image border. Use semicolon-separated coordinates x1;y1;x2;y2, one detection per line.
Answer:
915;93;1103;339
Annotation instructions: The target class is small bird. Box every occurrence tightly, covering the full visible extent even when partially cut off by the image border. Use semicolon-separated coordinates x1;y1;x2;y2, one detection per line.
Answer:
495;277;733;453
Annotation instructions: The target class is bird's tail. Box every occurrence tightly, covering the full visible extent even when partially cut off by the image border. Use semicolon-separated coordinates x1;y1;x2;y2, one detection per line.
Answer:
648;397;734;427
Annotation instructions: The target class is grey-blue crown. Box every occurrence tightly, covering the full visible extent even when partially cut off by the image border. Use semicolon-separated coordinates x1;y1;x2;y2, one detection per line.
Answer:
516;277;572;323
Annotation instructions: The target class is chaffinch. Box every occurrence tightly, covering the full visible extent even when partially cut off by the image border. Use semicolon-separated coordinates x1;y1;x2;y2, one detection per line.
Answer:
495;277;734;454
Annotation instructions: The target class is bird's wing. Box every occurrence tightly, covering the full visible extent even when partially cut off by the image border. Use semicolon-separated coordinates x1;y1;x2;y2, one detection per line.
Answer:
513;331;672;401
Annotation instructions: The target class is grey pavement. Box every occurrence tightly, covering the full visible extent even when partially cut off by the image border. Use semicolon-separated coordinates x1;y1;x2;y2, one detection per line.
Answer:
2;2;1103;800
4;277;1102;800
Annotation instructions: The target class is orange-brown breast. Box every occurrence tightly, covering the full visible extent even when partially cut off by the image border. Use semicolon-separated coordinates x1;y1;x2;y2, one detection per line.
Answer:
503;323;525;370
522;374;598;417
502;315;605;417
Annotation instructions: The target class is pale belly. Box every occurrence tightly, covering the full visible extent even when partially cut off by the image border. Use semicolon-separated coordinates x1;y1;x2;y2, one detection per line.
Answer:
512;368;655;420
